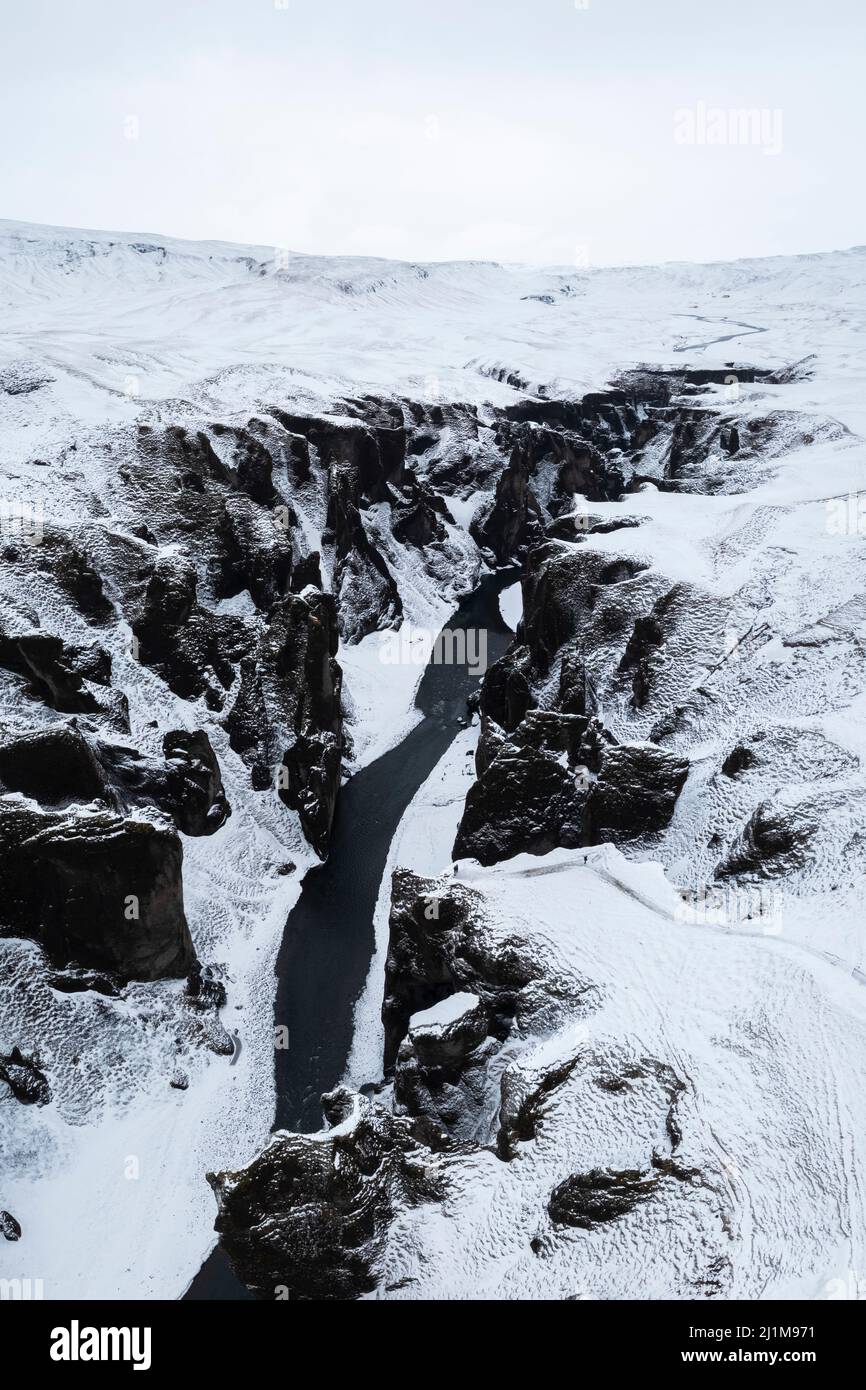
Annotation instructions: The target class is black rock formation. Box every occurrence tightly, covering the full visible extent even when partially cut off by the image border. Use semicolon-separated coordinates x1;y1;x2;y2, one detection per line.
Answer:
0;1047;52;1105
382;869;542;1072
0;1211;21;1241
548;1168;658;1228
0;803;194;980
209;1089;444;1300
161;730;231;836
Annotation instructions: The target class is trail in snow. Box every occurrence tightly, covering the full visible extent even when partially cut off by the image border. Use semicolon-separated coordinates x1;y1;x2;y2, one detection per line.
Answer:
673;311;769;353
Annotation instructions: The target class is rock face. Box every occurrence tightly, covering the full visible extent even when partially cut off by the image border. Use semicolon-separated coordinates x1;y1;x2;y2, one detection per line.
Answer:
160;730;231;836
548;1168;658;1229
394;991;499;1141
209;1089;444;1300
453;713;596;864
224;588;342;856
717;794;818;878
131;550;248;707
0;803;194;981
0;722;230;837
382;868;543;1071
584;743;689;843
453;539;689;866
287;409;408;642
279;731;341;859
0;621;121;721
380;870;594;1149
59;411;353;858
0;715;225;980
0;725;107;806
0;1211;21;1241
0;1046;52;1105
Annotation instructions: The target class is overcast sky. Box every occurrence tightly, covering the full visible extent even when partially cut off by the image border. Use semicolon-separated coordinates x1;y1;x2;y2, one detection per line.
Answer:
2;0;864;266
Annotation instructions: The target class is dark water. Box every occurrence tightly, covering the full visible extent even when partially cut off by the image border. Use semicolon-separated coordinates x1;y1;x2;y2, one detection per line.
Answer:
185;570;517;1299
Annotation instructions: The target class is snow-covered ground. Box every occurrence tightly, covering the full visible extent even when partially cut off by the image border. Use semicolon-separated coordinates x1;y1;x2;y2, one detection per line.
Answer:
2;218;866;1300
2;219;865;431
376;842;866;1300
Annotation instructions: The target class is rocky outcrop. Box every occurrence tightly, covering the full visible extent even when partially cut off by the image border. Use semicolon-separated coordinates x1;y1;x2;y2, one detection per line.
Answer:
0;621;118;719
46;967;121;996
277;408;405;641
455;697;686;866
382;869;592;1085
393;992;498;1142
209;1089;444;1300
161;730;231;835
224;588;342;856
382;869;540;1071
471;442;542;562
548;1168;658;1229
0;802;194;980
454;714;595;864
218;494;292;609
0;1047;51;1105
453;535;688;865
519;542;650;673
584;742;689;843
469;416;631;563
721;743;758;778
716;795;818;878
0;1211;21;1241
0;723;230;837
496;1053;580;1160
278;731;341;859
104;413;352;852
24;527;114;624
131;552;246;707
213;859;595;1298
131;563;342;853
619;611;665;708
0;725;108;806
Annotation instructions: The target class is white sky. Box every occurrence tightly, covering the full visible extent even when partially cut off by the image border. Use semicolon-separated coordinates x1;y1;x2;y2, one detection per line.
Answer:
2;0;864;266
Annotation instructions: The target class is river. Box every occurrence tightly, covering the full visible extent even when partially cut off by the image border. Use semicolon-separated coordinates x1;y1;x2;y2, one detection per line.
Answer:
186;569;517;1298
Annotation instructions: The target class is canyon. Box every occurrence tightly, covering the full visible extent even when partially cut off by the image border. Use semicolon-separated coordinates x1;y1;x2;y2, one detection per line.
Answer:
1;221;865;1299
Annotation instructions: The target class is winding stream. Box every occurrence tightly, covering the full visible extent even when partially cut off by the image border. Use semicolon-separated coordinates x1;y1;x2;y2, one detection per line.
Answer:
186;569;517;1299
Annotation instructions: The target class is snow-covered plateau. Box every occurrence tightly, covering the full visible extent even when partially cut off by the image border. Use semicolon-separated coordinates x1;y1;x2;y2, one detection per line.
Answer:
1;218;866;1300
